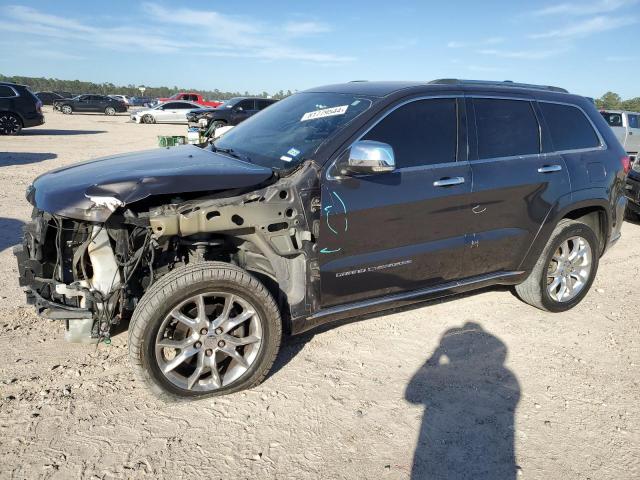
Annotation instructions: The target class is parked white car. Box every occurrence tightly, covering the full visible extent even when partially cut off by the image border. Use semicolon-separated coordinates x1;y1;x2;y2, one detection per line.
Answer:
130;101;201;124
109;94;131;105
600;110;640;160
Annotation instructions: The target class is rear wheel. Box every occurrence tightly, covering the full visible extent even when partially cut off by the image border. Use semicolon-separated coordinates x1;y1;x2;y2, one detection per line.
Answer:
515;219;599;312
0;112;22;135
128;262;282;400
61;105;72;114
105;106;116;116
142;114;155;124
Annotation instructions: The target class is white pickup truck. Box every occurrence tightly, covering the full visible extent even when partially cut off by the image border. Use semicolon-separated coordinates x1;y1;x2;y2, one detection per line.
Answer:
600;110;640;161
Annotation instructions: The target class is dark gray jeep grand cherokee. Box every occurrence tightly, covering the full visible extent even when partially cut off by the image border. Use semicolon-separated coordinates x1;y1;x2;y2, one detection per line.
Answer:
14;80;629;399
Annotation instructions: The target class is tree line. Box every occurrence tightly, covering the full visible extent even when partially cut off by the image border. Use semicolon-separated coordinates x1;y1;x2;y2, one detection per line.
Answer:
0;74;295;100
594;92;640;112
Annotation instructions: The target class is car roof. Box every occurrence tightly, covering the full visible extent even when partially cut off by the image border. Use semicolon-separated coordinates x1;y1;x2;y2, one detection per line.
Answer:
303;79;572;98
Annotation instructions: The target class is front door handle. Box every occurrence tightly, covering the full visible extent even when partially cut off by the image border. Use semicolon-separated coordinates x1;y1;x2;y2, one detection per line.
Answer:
538;165;563;173
433;177;465;187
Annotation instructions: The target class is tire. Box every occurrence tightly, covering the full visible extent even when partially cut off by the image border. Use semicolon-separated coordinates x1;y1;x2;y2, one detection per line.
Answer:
61;105;73;114
515;219;600;312
128;262;282;401
142;114;155;124
105;106;116;116
0;112;22;135
212;120;227;130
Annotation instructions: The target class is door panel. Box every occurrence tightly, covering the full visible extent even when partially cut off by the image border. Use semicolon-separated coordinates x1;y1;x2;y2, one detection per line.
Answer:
320;164;473;306
627;113;640;153
319;96;473;307
464;97;571;277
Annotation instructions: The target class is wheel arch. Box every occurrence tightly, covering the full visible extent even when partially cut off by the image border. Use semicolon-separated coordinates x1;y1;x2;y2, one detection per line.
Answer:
518;192;611;273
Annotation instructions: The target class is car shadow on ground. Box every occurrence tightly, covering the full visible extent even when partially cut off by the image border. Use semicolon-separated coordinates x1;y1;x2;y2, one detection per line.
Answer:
268;287;520;479
0;217;25;252
0;152;57;166
20;129;106;136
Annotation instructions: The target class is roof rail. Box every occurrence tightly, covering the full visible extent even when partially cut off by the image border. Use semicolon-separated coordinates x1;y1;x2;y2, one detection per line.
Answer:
428;79;569;93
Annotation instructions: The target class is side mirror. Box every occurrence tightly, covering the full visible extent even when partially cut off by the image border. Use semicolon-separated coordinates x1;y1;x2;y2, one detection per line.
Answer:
235;106;244;112
342;140;395;175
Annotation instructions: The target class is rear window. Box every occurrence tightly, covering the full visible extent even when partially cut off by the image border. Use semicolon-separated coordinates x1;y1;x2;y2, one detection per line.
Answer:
600;111;623;127
541;102;600;151
473;98;540;159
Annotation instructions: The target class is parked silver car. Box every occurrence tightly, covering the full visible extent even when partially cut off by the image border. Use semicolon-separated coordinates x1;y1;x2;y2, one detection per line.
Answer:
130;101;201;124
600;110;640;161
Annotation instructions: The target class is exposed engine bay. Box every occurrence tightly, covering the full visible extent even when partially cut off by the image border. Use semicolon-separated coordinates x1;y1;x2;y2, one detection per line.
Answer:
14;162;321;343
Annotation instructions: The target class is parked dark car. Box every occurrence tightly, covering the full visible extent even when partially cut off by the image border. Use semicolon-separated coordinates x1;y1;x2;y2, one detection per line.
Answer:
14;79;628;399
54;94;127;115
187;97;277;129
0;82;44;135
129;96;156;107
625;161;640;220
35;91;68;105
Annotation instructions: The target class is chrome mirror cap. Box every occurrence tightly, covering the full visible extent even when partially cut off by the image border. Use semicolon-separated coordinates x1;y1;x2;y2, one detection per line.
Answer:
345;140;395;175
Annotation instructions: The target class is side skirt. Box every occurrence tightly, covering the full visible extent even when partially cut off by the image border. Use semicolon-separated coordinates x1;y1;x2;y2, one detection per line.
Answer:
291;271;526;335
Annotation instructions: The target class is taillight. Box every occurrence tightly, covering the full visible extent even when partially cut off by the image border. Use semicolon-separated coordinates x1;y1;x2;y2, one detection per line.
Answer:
36;100;42;113
621;156;631;175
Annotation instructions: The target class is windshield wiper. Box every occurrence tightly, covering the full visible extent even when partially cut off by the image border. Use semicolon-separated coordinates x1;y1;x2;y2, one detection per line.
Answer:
211;145;252;163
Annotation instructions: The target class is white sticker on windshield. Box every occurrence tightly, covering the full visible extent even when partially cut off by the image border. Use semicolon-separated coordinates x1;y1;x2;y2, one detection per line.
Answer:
280;155;293;162
287;147;301;157
301;105;348;122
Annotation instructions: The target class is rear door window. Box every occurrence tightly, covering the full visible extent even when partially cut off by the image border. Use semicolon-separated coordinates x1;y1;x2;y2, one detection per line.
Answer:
540;102;600;151
362;98;458;168
472;98;540;159
237;99;256;111
600;111;623;127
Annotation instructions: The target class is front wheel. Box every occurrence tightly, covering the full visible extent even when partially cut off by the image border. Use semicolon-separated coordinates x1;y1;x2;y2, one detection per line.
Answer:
105;106;116;116
128;262;282;400
61;105;73;114
515;219;600;312
142;114;155;124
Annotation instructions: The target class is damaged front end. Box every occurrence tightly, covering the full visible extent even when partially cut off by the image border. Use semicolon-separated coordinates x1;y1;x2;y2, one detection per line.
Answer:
14;210;153;342
15;156;321;343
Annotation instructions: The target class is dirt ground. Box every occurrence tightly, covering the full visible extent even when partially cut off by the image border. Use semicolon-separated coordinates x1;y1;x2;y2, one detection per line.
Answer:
0;108;638;479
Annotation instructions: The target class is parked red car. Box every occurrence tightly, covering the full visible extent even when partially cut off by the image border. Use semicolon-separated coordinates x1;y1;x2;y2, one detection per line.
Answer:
157;92;221;108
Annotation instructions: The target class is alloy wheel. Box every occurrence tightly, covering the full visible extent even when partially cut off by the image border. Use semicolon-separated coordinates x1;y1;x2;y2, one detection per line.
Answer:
546;235;592;302
0;114;21;135
154;292;263;392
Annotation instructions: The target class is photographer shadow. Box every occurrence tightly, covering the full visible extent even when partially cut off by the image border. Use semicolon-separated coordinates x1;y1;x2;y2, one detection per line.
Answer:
406;322;520;479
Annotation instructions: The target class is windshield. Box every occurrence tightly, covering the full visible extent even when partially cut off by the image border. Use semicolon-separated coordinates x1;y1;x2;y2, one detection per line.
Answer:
213;92;375;170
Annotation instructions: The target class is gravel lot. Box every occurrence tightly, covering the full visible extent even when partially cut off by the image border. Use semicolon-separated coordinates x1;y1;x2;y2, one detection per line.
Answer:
0;108;638;479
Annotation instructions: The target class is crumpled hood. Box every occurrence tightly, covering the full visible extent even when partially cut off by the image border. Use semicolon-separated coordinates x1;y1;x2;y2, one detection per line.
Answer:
29;145;273;221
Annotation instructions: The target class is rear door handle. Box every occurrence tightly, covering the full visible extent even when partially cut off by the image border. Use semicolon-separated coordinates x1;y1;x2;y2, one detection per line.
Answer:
433;177;465;187
538;165;562;173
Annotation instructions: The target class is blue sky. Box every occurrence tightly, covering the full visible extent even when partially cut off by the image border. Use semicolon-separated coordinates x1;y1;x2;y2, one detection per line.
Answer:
1;0;639;98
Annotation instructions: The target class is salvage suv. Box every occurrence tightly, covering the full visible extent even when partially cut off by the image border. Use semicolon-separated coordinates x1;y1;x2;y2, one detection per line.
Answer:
14;80;629;399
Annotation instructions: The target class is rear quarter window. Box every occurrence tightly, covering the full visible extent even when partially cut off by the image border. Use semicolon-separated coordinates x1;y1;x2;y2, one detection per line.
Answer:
0;85;16;97
540;102;600;151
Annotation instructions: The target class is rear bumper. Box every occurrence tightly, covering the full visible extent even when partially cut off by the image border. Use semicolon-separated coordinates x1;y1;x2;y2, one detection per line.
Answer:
23;112;44;128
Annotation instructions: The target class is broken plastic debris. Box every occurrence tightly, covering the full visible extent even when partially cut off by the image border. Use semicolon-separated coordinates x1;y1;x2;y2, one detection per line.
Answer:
87;195;125;212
